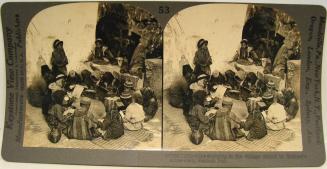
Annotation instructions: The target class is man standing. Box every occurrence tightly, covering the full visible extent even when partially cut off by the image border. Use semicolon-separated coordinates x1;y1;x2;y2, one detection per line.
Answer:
51;39;68;76
193;39;212;76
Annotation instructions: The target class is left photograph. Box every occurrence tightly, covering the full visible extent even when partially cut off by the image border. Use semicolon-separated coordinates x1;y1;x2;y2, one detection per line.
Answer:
24;2;163;150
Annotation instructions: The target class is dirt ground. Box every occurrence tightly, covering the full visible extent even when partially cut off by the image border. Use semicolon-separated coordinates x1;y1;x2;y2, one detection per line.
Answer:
162;92;302;151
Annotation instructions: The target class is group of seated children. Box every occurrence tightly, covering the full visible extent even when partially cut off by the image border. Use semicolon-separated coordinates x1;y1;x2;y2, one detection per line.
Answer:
38;39;158;143
169;38;299;144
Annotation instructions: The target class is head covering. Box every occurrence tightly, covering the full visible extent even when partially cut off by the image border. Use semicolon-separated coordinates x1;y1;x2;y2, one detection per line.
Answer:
257;101;266;109
222;97;233;106
95;38;103;44
55;74;65;81
120;91;132;99
267;81;275;88
124;80;134;88
262;92;274;100
240;39;248;44
197;74;208;81
106;90;116;97
53;39;63;48
197;39;208;48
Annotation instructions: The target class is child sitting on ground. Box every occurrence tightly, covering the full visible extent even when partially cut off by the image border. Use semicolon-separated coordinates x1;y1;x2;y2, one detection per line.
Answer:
102;109;124;140
188;90;215;133
239;102;267;141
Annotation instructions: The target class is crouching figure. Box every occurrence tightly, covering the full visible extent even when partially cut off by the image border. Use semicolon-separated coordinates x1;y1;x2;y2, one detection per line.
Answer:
239;102;267;141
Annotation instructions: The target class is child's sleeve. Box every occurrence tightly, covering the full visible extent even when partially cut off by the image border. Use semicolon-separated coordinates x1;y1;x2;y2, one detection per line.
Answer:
197;106;210;124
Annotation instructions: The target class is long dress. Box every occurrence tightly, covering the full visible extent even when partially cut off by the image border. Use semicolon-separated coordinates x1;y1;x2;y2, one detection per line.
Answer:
207;108;236;141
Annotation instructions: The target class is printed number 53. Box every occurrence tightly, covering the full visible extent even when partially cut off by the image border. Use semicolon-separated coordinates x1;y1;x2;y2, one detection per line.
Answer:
159;6;169;14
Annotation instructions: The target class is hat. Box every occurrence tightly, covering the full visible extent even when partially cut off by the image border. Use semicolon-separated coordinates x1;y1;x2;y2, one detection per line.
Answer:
240;39;248;44
197;39;208;48
55;74;65;81
95;38;103;44
262;92;273;100
267;81;275;88
124;80;134;88
120;91;132;99
53;39;63;48
257;101;266;109
106;90;116;97
197;74;208;81
222;97;233;106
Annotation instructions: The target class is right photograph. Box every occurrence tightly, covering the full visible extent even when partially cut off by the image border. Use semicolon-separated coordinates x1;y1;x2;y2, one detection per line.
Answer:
163;4;302;151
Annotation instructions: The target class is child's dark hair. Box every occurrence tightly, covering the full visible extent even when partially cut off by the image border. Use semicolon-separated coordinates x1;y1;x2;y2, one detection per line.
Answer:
192;90;207;106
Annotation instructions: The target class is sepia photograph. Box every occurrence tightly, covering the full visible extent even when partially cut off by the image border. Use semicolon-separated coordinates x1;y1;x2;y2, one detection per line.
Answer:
163;4;302;151
24;2;163;150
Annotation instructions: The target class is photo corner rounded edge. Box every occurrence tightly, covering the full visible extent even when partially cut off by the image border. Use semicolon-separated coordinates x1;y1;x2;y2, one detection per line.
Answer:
1;141;14;163
316;4;327;16
0;1;12;18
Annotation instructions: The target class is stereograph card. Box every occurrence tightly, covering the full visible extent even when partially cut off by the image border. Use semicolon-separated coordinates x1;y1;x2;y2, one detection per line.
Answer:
1;1;326;167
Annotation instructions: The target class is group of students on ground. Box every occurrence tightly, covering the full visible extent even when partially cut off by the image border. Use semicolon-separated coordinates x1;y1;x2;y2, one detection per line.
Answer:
37;39;158;143
169;38;299;144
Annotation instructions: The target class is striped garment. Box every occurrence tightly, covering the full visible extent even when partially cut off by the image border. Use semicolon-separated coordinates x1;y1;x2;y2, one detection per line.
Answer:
208;109;236;141
67;111;92;140
121;73;141;90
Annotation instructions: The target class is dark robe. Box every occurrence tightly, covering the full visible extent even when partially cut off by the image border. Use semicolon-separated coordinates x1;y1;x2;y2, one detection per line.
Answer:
40;65;55;115
193;48;212;76
51;48;68;76
188;104;210;131
141;87;158;121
